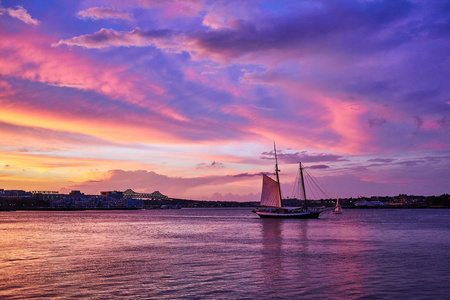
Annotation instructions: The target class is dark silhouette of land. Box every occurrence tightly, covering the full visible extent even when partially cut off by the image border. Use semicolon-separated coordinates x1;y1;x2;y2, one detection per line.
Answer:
0;188;448;210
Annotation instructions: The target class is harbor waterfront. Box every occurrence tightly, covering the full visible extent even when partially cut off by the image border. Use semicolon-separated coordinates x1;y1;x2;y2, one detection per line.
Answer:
1;208;449;299
1;188;449;210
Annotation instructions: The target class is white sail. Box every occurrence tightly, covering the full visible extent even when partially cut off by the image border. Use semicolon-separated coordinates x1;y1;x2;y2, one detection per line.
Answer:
260;174;282;207
333;198;343;214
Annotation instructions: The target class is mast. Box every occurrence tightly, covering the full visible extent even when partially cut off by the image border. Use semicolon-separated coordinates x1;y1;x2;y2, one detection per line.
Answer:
273;142;282;204
299;162;307;209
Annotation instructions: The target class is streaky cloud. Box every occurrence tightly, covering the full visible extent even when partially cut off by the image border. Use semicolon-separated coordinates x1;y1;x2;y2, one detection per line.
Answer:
77;7;133;21
53;27;182;51
0;120;145;149
309;164;330;169
261;150;347;164
368;158;396;163
196;161;225;169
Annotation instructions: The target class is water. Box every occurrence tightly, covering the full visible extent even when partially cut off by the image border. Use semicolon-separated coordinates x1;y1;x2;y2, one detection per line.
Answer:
0;209;449;299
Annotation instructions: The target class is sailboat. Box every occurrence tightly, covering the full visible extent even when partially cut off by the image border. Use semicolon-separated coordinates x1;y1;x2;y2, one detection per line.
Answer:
253;143;326;219
332;198;343;214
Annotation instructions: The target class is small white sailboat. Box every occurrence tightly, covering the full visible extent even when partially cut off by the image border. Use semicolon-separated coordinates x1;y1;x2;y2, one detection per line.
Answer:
332;198;343;214
253;143;326;219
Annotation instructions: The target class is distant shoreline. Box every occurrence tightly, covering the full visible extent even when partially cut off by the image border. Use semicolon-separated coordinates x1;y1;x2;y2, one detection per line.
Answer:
1;206;449;212
1;192;449;210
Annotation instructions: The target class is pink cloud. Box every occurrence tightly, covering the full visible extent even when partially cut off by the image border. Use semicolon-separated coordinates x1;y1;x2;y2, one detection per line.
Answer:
2;29;237;152
2;5;39;25
220;104;323;150
161;1;203;18
76;0;205;18
0;79;13;97
0;28;199;126
420;117;445;131
1;30;135;98
77;7;133;21
202;10;240;30
240;65;393;155
320;97;372;154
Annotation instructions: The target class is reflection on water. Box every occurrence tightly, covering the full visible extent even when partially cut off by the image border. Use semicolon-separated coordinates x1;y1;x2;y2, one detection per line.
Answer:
0;209;449;299
261;219;283;294
259;218;370;298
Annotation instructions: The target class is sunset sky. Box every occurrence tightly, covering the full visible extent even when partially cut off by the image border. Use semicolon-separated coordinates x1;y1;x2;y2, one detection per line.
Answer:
1;0;449;200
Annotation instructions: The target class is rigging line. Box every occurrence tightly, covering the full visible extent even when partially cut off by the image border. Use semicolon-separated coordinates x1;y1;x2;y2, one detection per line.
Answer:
308;174;330;199
304;171;332;199
308;179;323;200
304;174;320;200
312;176;332;199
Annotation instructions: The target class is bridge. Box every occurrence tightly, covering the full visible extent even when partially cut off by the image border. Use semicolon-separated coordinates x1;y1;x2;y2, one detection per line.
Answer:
123;189;169;200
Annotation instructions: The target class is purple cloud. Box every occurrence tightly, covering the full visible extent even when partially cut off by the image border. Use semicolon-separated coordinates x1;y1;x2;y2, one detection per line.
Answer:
368;158;396;163
308;164;330;170
368;118;387;128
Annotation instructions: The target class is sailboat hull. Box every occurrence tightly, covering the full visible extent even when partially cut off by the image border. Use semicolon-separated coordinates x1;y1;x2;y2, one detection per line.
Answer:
256;210;322;219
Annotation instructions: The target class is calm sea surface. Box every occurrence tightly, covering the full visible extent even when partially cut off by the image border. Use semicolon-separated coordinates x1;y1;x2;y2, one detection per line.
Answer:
0;208;449;299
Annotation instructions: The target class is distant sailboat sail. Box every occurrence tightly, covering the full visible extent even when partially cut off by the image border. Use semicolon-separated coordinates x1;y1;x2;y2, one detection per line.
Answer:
332;198;343;214
260;174;282;208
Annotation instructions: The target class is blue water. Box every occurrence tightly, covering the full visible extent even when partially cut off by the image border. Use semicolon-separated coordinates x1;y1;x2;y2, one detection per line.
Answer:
0;209;449;299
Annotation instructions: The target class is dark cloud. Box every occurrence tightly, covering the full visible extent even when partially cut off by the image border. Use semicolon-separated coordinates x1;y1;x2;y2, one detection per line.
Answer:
194;0;413;59
139;28;174;38
261;150;347;164
395;160;424;167
55;0;417;59
308;164;329;169
231;172;261;178
368;118;387;128
196;161;225;169
437;115;450;133
413;115;424;131
368;158;395;163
